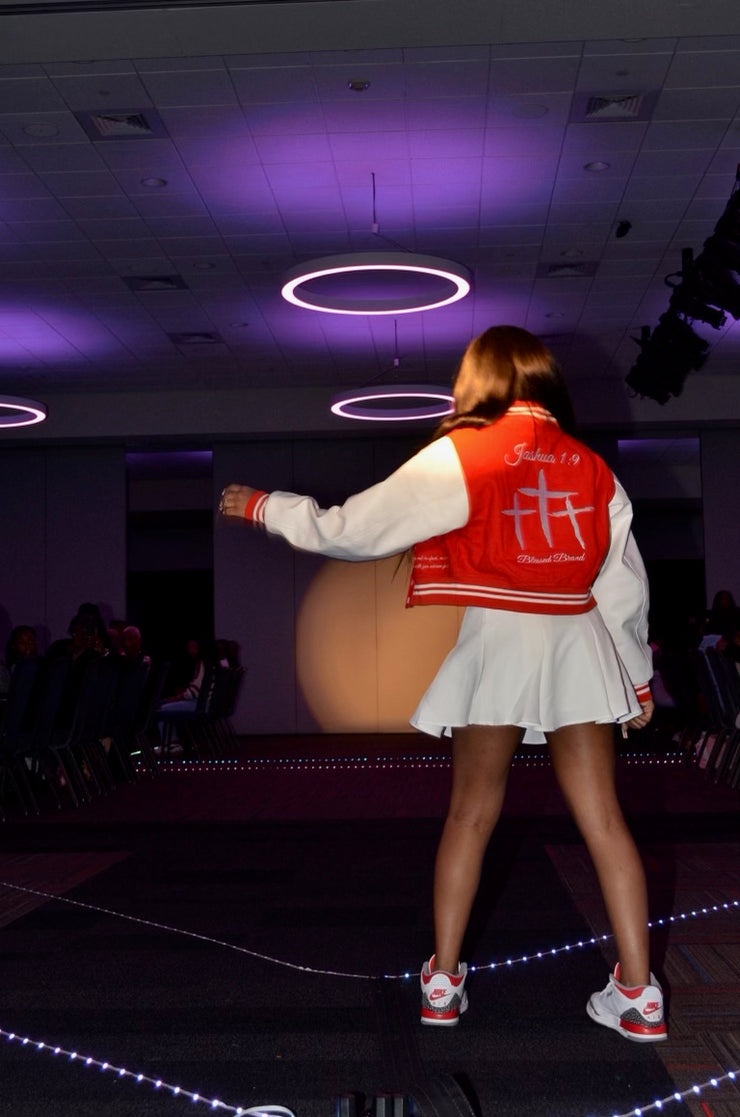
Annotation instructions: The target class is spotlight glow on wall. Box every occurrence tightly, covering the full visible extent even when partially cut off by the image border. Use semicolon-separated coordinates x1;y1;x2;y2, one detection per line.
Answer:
0;396;47;428
281;253;471;315
330;384;454;422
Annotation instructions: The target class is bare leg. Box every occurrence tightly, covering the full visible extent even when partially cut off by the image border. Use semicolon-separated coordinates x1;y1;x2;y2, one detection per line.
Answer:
546;722;650;988
433;724;521;974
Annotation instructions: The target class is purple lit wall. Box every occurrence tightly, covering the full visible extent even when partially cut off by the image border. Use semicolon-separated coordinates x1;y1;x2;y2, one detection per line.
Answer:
700;432;740;604
0;448;126;652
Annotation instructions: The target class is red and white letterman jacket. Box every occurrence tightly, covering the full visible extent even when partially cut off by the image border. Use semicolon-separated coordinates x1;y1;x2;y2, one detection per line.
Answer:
243;403;652;701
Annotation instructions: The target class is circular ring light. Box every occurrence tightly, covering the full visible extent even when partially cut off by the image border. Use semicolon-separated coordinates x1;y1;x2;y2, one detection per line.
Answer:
0;396;47;428
282;253;471;315
331;384;454;422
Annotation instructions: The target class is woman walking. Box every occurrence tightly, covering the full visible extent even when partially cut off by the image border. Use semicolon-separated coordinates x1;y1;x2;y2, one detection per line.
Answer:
219;325;665;1043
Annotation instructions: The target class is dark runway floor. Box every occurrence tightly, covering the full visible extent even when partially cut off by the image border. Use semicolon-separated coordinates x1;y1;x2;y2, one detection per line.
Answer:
0;737;738;1117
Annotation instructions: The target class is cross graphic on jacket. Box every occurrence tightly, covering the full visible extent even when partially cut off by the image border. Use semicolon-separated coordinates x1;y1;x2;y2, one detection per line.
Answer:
502;469;594;549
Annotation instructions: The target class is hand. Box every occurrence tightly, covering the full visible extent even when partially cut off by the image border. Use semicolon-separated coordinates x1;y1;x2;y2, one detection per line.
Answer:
219;483;256;519
626;698;654;730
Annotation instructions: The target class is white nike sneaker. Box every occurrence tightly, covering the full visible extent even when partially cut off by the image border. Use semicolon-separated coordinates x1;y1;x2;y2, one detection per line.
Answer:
420;956;469;1026
587;963;667;1042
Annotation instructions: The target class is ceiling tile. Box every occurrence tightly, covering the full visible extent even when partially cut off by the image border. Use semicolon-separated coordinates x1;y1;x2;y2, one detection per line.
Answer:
225;52;312;69
665;50;740;88
130;192;210;218
484;126;565;157
20;142;107;173
0;111;88;145
583;39;678;55
405;59;490;98
93;237;162;259
330;133;410;164
143;215;219;238
0;77;67;112
264;162;338;190
404;98;488;132
158;105;251;139
479;222;546;246
0;171;52;198
575;53;672;92
140;69;239;108
654;87;740;120
0;196;69;221
489;56;581;95
246;102;327;135
111;167;197;195
562;122;647;154
231;66;319;105
254;132;333;163
12;218;87;242
38;169;125;197
60;195;140;220
485;92;573;129
492;204;555;230
75;216;151;239
409;129;486;159
0;146;34;173
158;236;228;258
50;73;153;112
552;176;628;204
96;138;185;171
315;62;407;101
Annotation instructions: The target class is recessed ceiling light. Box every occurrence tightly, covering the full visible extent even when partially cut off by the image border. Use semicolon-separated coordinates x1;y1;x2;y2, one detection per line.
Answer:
192;261;216;270
584;161;611;172
140;177;168;188
22;122;59;138
559;249;584;259
348;79;371;92
545;312;565;319
0;396;47;428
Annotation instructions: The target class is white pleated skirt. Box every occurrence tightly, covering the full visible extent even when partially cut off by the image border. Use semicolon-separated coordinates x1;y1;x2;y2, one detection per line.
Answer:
410;606;642;742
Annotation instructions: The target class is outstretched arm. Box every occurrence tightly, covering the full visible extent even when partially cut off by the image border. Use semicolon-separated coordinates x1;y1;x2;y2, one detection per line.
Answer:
219;436;470;561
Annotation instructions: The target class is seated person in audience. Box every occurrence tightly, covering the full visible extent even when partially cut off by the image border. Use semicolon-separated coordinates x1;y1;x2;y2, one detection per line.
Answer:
121;625;152;672
157;638;211;754
704;589;740;644
216;638;241;669
47;611;107;661
6;624;38;668
160;638;206;711
49;613;105;729
1;624;39;696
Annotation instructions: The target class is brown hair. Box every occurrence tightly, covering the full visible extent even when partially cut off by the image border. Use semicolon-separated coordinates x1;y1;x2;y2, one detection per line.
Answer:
433;325;576;439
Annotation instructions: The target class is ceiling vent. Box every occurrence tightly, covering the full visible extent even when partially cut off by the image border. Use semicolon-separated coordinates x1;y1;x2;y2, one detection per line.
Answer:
537;261;598;278
75;108;169;142
569;90;659;125
585;95;644;120
168;331;224;345
124;275;188;292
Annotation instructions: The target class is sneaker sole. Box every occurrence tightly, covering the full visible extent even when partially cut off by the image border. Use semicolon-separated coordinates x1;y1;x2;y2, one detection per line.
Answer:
421;1012;461;1027
586;997;668;1043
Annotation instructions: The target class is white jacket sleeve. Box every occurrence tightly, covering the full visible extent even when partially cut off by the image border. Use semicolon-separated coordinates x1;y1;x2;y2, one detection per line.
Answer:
251;437;470;560
591;477;653;695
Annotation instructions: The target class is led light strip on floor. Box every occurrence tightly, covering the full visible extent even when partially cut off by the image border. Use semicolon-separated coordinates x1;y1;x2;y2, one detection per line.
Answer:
0;1028;293;1117
147;752;684;773
2;1024;737;1117
0;882;736;982
601;1068;739;1117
